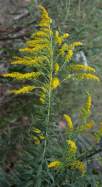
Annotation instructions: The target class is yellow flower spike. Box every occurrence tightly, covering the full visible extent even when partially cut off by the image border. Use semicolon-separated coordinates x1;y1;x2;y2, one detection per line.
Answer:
10;85;35;95
75;73;100;81
38;5;51;28
11;56;49;67
71;160;86;174
26;38;49;47
19;43;49;53
3;72;41;80
51;77;60;89
67;140;77;154
80;95;92;119
85;95;92;113
63;114;73;129
70;41;83;49
68;64;96;73
32;31;50;39
54;63;60;73
48;160;62;169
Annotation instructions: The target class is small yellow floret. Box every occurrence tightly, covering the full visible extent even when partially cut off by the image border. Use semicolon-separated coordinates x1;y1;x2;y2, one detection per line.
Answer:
67;140;77;154
63;33;69;39
64;114;73;129
48;160;61;168
51;77;60;89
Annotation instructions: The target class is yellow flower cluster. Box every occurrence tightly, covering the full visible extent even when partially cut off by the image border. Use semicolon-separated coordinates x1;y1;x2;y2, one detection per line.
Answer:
63;114;73;129
19;43;50;53
48;160;61;168
75;73;100;81
11;56;49;67
55;31;69;46
32;135;40;144
59;42;82;62
65;49;73;61
51;77;60;89
54;63;60;73
38;5;52;28
79;95;92;119
67;140;77;154
32;31;50;39
70;41;83;49
1;6;53;96
71;160;86;173
3;72;40;80
26;38;49;47
59;43;68;56
59;44;73;62
10;85;35;94
85;95;92;113
32;127;45;144
68;64;96;72
18;6;52;55
32;128;41;134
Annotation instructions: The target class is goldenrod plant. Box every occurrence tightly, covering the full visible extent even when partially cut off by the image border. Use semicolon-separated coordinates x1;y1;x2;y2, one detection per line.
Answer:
1;5;101;187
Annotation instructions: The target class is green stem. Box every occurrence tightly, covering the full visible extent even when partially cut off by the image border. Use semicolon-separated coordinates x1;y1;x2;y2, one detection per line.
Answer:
42;31;54;160
36;30;54;186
